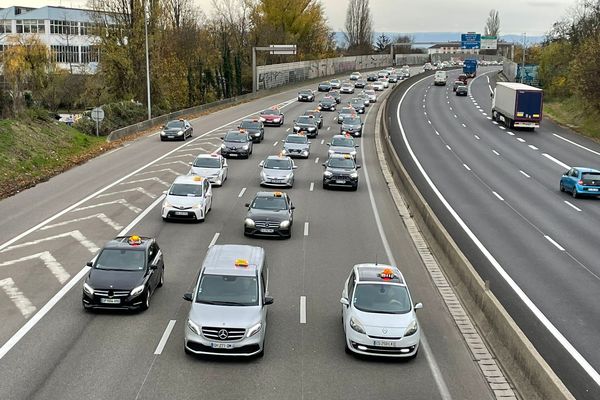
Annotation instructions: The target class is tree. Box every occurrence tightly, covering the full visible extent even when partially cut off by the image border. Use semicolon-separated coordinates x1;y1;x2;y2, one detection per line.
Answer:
343;0;373;54
375;33;390;53
570;31;600;110
484;9;500;36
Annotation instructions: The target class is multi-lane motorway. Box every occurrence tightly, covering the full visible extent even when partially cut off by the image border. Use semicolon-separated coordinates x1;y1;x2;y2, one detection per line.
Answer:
0;69;500;399
388;67;600;399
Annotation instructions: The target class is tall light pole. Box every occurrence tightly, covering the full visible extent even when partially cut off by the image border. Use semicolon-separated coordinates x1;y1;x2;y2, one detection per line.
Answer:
144;0;151;120
520;32;526;84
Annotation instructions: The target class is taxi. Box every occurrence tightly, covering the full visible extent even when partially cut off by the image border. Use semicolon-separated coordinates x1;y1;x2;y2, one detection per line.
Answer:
259;155;297;187
220;129;253;158
322;154;360;190
160;119;193;141
162;175;213;222
328;134;358;159
259;106;285;126
238;118;265;143
244;191;294;238
340;114;364;137
341;264;422;358
189;154;228;186
282;133;311;158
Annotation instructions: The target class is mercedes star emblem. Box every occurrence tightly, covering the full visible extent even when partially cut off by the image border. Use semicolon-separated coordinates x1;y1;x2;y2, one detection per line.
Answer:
218;329;229;340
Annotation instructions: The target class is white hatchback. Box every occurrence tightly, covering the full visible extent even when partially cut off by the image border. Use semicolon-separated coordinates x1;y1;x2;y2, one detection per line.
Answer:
189;154;228;186
162;175;213;222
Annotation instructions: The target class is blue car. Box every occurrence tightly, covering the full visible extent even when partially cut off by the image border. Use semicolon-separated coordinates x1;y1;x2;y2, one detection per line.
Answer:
560;167;600;198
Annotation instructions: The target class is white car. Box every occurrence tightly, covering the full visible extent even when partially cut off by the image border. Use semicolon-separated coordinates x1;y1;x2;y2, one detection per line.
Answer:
340;82;355;94
363;89;377;103
259;155;297;187
341;264;422;358
162;175;213;222
189;154;228;186
372;81;385;91
349;72;361;81
378;78;389;88
330;79;342;89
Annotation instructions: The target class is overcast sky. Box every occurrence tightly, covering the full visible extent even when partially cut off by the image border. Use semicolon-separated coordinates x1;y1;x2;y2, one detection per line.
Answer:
1;0;577;36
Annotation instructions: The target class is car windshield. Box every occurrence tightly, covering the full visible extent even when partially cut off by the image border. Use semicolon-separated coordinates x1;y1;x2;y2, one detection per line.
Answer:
196;274;258;306
169;183;203;197
286;135;308;144
166;120;184;129
350;100;362;105
262;109;279;115
365;90;375;95
299;90;312;95
252;196;287;210
340;109;354;115
296;116;315;125
95;249;145;271
193;158;220;168
331;137;354;147
264;159;292;170
331;79;340;83
321;99;333;105
319;82;330;86
240;120;261;129
345;117;361;125
224;132;247;142
353;283;411;314
328;158;355;169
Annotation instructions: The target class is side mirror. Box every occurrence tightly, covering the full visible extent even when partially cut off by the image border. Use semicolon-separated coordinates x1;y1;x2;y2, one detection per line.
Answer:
245;203;250;207
327;142;331;146
183;293;193;302
293;165;298;169
86;261;93;267
356;165;361;169
340;297;350;306
162;190;167;195
258;161;264;167
264;296;274;305
322;163;326;167
355;145;360;148
563;171;569;176
188;162;193;166
291;205;296;210
414;302;423;310
220;136;225;140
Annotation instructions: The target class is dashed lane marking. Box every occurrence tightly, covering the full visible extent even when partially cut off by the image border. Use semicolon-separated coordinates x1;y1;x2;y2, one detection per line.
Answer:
303;222;309;236
545;235;565;251
238;188;246;198
209;232;220;248
564;201;582;212
154;320;176;355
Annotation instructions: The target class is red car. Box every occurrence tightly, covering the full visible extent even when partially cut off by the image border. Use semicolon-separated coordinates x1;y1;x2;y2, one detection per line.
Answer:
458;74;468;84
259;107;285;126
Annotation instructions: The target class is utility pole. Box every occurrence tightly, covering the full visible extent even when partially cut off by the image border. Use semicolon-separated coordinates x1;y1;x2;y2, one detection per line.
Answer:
520;32;526;84
144;0;152;120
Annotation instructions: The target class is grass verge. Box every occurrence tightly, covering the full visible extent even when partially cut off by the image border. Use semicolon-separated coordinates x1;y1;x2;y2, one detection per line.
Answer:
544;97;600;141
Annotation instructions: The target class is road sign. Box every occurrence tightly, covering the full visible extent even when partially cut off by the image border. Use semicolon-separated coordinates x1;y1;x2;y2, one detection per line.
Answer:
461;33;481;49
269;44;297;55
481;36;498;50
91;107;104;123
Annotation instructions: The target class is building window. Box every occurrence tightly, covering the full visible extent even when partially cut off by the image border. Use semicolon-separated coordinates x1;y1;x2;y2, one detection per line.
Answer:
15;19;45;34
50;20;78;35
79;22;96;36
0;20;12;34
51;45;79;64
80;45;99;63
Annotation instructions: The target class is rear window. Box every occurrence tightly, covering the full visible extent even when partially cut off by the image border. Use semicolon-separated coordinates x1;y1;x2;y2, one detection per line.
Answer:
582;173;600;184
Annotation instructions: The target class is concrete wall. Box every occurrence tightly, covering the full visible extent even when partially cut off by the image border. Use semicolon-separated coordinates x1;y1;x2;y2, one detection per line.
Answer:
394;53;429;66
503;61;518;81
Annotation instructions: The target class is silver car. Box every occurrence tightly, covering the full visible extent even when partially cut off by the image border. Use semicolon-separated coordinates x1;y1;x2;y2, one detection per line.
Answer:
328;134;358;159
184;244;273;357
372;81;385;91
340;82;355;94
330;79;341;89
259;155;297;187
189;154;228;186
363;89;377;103
282;134;311;158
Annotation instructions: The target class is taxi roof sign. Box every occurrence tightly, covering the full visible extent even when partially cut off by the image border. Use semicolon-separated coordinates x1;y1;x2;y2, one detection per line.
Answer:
128;235;142;245
193;176;203;181
234;258;249;267
379;268;395;280
273;192;283;197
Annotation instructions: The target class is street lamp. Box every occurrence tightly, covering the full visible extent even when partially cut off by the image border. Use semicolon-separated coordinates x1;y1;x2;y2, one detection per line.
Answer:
144;0;151;120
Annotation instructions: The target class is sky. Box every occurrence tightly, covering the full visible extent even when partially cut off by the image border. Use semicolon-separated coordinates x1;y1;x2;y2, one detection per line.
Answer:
0;0;578;36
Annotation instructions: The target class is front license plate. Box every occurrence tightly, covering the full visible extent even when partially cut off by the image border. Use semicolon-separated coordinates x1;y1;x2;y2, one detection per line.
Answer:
174;211;188;216
229;153;238;157
100;298;121;304
336;180;346;184
167;136;174;139
373;340;396;347
211;343;234;349
588;188;598;192
260;228;275;233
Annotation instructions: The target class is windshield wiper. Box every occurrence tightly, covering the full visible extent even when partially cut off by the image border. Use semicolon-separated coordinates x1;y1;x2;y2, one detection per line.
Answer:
197;300;242;306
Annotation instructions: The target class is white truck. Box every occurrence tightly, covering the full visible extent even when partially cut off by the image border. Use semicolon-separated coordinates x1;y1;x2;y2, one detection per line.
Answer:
491;82;543;130
434;71;447;86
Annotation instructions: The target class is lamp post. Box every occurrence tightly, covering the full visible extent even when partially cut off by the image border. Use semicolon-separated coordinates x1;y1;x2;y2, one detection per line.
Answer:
520;32;526;84
144;0;151;120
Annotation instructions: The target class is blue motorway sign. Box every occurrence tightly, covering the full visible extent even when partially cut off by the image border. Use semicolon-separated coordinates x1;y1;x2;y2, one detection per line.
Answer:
461;33;481;49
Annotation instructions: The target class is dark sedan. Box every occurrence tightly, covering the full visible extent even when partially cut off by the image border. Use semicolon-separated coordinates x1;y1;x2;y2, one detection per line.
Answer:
318;81;332;92
244;191;295;238
318;97;337;111
297;89;315;102
160;119;193;141
455;85;468;96
238;119;264;143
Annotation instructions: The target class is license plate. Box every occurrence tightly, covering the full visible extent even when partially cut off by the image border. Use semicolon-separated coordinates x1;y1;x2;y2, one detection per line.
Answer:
100;298;121;304
229;153;238;157
168;136;174;139
588;188;599;192
260;228;275;233
211;342;234;349
373;340;396;347
174;211;188;216
336;180;346;184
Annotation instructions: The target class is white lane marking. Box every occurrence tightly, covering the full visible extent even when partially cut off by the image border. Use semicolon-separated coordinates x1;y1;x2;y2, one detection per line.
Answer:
423;104;426;109
424;111;427;116
492;121;498;125
300;296;307;324
479;109;485;113
553;133;600;156
507;131;515;136
528;145;539;151
314;157;319;164
0;278;36;318
488;84;493;94
97;187;157;199
72;199;142;214
238;187;246;198
545;235;565;251
136;168;180;176
303;222;309;236
208;232;220;248
428;120;432;124
543;153;570;170
153;320;176;355
482;112;488;116
516;137;525;143
1;230;98;254
476;106;481;109
446;145;452;151
486;76;490;83
474;134;480;140
434;130;440;136
487;116;492;120
449;107;452;111
149;131;161;137
463;164;471;171
121;177;170;187
492;191;505;201
273;141;278;147
309;182;314;192
327;127;331;131
163;153;195;160
461;123;466;128
286;128;290;132
564;201;582;212
397;75;600;387
519;170;531;178
492;150;500;156
453;114;457;118
499;126;506;130
320;139;324;145
41;213;122;231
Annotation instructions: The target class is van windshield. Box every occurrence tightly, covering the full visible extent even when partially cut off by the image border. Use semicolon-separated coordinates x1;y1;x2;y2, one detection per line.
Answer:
196;275;259;306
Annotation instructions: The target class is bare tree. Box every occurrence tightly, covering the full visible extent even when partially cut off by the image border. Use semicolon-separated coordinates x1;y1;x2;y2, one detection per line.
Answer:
484;9;500;36
343;0;373;54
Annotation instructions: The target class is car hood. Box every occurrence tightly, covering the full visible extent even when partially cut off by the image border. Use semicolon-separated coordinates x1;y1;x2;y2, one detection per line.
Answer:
284;142;310;150
262;168;293;177
165;194;203;208
353;308;416;338
294;122;317;129
261;115;281;121
247;209;289;222
223;141;247;149
190;167;220;177
163;127;183;134
327;167;355;175
189;303;262;328
87;269;145;290
242;127;261;134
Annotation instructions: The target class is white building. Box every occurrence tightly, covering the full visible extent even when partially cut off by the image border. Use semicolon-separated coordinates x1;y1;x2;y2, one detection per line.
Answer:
0;5;102;73
427;42;480;56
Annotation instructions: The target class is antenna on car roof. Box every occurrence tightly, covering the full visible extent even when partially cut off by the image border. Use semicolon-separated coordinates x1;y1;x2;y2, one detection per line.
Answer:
375;253;378;266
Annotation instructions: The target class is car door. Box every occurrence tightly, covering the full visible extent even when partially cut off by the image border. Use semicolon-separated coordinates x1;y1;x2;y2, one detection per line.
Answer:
286;194;294;223
147;243;159;291
566;168;578;190
204;180;212;210
221;157;228;181
342;272;356;328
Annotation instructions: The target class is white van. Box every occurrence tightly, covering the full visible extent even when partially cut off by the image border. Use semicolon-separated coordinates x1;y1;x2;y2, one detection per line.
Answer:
434;70;447;86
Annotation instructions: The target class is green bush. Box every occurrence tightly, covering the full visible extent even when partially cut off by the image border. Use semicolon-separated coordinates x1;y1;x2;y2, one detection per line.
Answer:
74;100;148;136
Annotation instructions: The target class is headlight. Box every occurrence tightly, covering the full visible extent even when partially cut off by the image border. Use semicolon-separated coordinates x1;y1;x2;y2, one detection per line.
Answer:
328;149;335;154
302;150;308;155
187;318;200;335
349;317;366;334
160;131;166;136
254;132;260;136
286;173;294;180
130;284;145;297
242;145;249;150
191;202;203;209
83;282;94;296
405;319;418;336
247;322;262;337
279;220;291;229
324;171;333;177
259;117;266;122
162;200;173;208
308;127;315;131
177;131;183;136
282;149;288;155
298;96;302;100
221;144;226;149
273;118;280;122
244;218;255;228
350;172;358;179
350;150;357;156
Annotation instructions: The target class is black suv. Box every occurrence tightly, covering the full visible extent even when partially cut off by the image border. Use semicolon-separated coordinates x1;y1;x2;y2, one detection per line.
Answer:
322;154;361;191
244;191;295;238
82;235;164;311
238;119;265;143
293;116;319;137
221;130;253;158
340;115;364;137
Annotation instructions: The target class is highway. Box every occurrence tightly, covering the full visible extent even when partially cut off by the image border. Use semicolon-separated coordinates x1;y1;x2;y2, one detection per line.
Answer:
0;69;496;399
388;67;600;399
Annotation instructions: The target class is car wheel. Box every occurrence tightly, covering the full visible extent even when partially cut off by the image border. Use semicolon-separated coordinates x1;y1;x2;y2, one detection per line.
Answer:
352;185;358;191
323;182;328;190
572;187;578;199
184;345;194;356
559;182;565;192
141;290;150;311
158;269;164;287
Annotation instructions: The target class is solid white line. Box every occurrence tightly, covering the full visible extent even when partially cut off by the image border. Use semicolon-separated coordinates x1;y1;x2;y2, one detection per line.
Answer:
449;107;452;111
463;164;471;171
564;201;582;212
543;153;570;170
209;232;220;248
486;76;490;83
238;187;246;198
303;222;309;236
273;141;278;147
314;157;319;164
545;235;565;251
488;84;493;94
520;170;531;178
424;111;427;116
300;296;307;324
474;134;480;140
528;145;539;150
492;150;500;156
492;191;504;201
446;145;451;151
309;182;314;192
154;320;176;355
553;133;600;156
487;117;492;120
397;74;600;387
516;138;525;143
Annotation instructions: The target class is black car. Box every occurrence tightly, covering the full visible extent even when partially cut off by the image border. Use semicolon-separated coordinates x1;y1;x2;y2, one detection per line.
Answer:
244;191;295;238
318;81;332;92
322;154;360;190
297;89;315;102
160;119;193;141
366;73;378;82
221;130;253;158
238;119;264;143
293;115;319;137
354;79;367;89
318;97;337;111
303;109;323;129
456;85;468;96
329;90;341;104
82;235;164;311
340;115;364;137
349;98;366;114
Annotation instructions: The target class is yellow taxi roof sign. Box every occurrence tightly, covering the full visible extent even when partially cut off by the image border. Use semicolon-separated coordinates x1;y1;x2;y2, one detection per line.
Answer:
273;192;283;197
380;268;395;280
128;235;142;245
235;259;249;267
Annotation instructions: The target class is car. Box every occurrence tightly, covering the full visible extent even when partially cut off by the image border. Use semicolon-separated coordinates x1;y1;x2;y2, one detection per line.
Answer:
363;89;377;103
357;92;370;107
458;74;468;84
400;67;410;78
452;80;463;92
183;244;273;357
293;115;319;137
189;154;228;186
330;79;342;89
162;175;213;221
378;77;390;88
318;81;332;92
349;71;361;81
238;118;265;143
422;62;433;71
82;235;164;311
259;107;285;126
160;119;193;141
318;96;337;111
372;81;385;91
322;154;361;190
385;67;396;75
455;85;468;96
337;106;356;124
341;264;422;358
220;130;253;158
354;79;367;89
259;155;297;187
244;191;294;238
349;98;366;114
560;167;600;198
340;82;355;94
329;90;341;104
377;70;389;78
340;115;364;137
282;134;311;158
388;74;399;83
303;109;323;129
328;134;358;159
366;73;378;82
297;89;315;102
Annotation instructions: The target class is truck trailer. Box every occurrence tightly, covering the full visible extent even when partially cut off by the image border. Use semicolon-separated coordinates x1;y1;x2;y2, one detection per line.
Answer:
463;59;477;78
491;82;543;130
